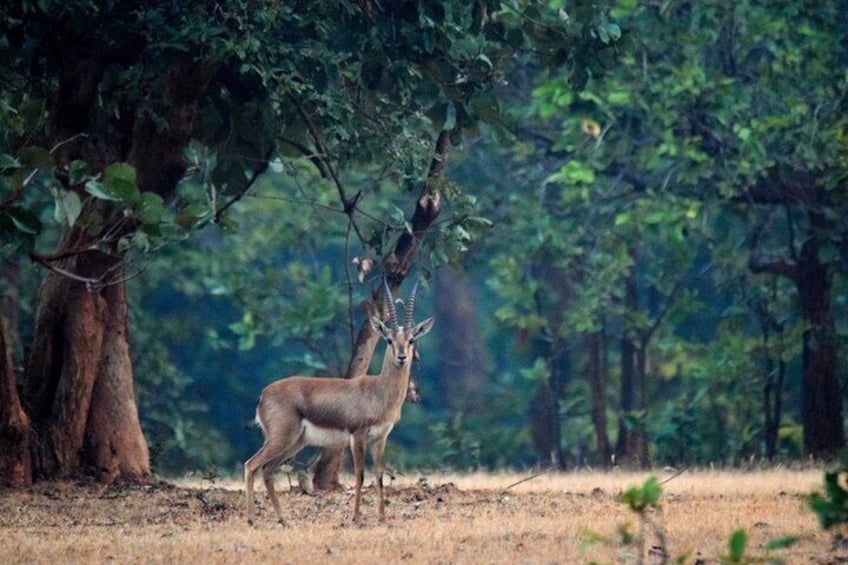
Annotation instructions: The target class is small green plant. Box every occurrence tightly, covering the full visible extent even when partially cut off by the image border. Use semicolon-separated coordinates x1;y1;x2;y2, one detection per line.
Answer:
722;528;748;564
580;475;804;564
618;476;663;513
720;528;800;564
808;449;848;529
615;476;667;564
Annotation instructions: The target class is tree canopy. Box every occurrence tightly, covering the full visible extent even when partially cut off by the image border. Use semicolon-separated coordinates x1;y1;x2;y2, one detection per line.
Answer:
1;0;847;483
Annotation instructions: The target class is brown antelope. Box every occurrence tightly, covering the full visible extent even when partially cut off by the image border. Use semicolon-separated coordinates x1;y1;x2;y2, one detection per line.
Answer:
244;279;434;525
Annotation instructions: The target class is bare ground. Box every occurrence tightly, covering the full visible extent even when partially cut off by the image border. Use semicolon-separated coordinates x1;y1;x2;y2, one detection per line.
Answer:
0;469;844;564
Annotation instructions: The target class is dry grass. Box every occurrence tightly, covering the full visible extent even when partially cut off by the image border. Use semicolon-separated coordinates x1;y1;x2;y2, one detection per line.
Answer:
0;467;843;564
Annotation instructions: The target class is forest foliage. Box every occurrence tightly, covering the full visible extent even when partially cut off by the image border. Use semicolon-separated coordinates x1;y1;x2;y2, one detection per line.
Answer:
1;0;846;476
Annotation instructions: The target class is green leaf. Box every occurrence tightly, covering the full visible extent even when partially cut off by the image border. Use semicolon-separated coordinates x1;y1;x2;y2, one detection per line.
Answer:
102;163;140;204
85;179;121;201
617;476;662;513
607;91;630;106
7;207;42;235
0;153;21;170
54;189;83;227
614;212;632;226
444;101;457;130
137;192;166;224
643;211;668;225
69;160;89;184
727;529;747;563
762;535;801;550
17;146;53;169
548;160;596;185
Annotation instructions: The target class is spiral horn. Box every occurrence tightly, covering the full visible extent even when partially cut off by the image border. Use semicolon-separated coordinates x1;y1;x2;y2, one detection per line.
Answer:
382;277;400;330
405;279;419;329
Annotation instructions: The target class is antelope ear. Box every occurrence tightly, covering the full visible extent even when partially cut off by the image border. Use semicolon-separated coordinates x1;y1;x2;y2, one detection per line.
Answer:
370;316;391;337
413;317;434;338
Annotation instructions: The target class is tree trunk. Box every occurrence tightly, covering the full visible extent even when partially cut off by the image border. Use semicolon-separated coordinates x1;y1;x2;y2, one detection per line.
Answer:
83;273;149;482
755;285;786;461
616;244;649;468
0;260;20;357
15;46;213;483
0;310;32;487
632;340;650;467
749;207;844;459
587;327;610;466
530;326;568;469
530;381;562;468
24;247;149;482
797;229;843;458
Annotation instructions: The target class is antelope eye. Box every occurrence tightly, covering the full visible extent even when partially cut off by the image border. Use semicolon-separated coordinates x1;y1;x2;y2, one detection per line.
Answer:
386;338;393;345
409;338;415;345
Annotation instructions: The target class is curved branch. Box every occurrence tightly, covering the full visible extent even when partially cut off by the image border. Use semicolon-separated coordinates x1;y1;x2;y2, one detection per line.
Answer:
213;147;273;223
389;129;451;279
287;93;367;245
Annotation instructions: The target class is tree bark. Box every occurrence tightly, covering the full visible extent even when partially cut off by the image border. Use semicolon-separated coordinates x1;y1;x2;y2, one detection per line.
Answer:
530;381;563;468
587;327;610;466
0;310;32;487
616;243;649;468
797;225;842;458
24;246;150;482
83;272;149;482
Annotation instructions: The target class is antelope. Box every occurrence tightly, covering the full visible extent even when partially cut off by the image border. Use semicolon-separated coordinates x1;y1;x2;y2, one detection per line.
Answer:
244;279;434;525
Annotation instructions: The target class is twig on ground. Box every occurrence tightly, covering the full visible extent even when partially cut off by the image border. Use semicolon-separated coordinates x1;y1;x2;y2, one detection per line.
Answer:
502;470;548;493
659;466;690;485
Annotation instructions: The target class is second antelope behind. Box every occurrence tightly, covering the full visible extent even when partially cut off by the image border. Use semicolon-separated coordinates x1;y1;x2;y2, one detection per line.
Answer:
244;279;434;525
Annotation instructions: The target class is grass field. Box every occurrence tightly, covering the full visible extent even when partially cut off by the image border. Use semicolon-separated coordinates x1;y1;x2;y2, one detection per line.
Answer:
0;468;842;563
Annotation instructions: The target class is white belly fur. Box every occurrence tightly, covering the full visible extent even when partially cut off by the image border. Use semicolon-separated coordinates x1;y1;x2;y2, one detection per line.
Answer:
301;419;395;447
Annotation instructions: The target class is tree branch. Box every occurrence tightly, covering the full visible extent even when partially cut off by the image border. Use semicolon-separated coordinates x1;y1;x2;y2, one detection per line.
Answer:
389;129;451;279
347;130;451;378
213;147;274;223
287;93;367;245
737;166;825;211
30;250;137;292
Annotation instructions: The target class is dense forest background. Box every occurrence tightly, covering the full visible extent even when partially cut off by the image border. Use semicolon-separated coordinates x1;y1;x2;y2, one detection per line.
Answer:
1;1;846;482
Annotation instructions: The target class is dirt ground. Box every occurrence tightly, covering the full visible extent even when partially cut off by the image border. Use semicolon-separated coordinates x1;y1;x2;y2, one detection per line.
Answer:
0;469;844;564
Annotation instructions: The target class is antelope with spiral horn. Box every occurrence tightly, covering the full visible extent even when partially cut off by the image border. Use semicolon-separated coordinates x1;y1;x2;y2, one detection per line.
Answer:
244;278;433;524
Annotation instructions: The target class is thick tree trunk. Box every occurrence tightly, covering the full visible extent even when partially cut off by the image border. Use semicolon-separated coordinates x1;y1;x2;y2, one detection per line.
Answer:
83;274;149;482
24;247;149;482
749;207;843;459
797;231;843;458
0;310;32;487
745;180;844;459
